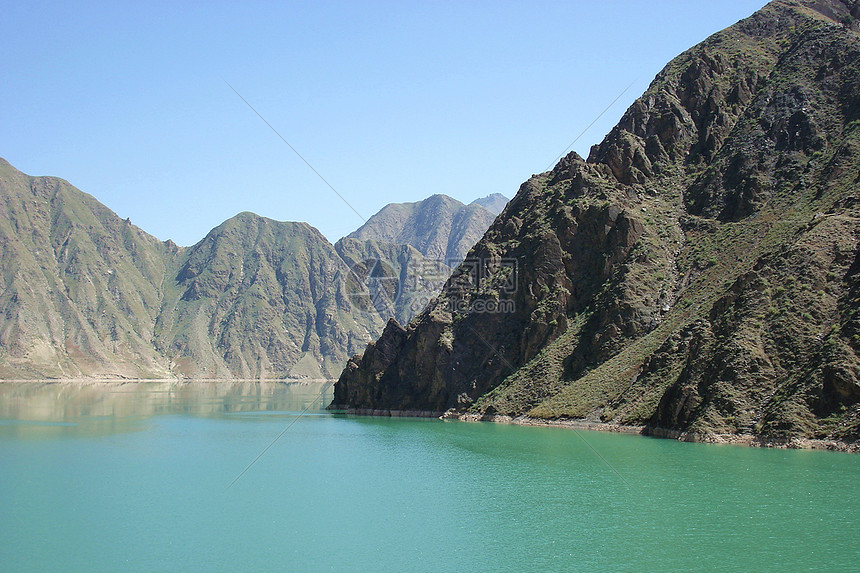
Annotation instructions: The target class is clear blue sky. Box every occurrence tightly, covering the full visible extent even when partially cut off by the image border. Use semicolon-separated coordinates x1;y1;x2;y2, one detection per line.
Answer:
1;0;767;246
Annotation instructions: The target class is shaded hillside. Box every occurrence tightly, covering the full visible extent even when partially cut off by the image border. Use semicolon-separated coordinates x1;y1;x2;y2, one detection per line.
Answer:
344;194;500;266
0;161;383;379
333;0;860;444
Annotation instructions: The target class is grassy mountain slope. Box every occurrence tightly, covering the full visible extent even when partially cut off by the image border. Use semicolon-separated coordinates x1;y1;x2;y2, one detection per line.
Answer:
332;0;860;444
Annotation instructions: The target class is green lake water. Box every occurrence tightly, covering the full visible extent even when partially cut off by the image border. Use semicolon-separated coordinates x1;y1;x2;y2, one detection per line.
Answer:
1;381;858;572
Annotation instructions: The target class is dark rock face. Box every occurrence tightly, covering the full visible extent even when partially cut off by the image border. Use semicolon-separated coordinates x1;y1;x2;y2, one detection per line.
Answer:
332;318;408;408
333;0;860;443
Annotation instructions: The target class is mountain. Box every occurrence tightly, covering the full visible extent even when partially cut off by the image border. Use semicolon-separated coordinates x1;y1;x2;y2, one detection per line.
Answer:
0;157;180;379
335;194;507;327
343;194;501;267
160;213;383;379
332;0;860;446
0;158;505;379
470;193;509;216
0;159;383;379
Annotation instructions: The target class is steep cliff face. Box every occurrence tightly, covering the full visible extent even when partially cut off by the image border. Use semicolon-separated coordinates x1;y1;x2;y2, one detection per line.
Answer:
333;0;860;443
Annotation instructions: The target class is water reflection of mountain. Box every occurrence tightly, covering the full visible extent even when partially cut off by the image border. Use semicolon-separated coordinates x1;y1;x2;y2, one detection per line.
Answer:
0;381;333;438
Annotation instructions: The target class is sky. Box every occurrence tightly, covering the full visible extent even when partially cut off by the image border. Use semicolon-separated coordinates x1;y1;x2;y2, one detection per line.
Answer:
1;0;767;246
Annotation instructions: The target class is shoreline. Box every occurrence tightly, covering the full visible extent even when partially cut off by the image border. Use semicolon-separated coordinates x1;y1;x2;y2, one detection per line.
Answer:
333;407;446;418
336;407;860;454
6;386;857;453
457;412;860;454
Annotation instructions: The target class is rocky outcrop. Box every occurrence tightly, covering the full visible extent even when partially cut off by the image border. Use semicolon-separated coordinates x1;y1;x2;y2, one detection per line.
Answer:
332;0;860;444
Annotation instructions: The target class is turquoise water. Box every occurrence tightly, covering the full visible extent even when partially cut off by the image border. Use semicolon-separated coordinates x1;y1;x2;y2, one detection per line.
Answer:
1;382;858;572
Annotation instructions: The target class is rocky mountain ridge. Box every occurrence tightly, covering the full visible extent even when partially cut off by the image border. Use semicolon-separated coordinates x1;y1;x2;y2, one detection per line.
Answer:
0;159;499;379
344;193;502;266
332;0;860;445
469;193;509;216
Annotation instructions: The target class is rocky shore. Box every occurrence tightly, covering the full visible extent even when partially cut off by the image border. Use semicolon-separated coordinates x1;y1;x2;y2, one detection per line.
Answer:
451;411;860;453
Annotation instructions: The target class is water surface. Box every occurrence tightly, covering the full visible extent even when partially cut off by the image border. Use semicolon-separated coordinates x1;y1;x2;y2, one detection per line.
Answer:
1;381;858;571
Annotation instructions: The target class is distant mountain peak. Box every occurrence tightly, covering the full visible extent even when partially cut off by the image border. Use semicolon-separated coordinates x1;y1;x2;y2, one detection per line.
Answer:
469;193;509;216
345;194;499;266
